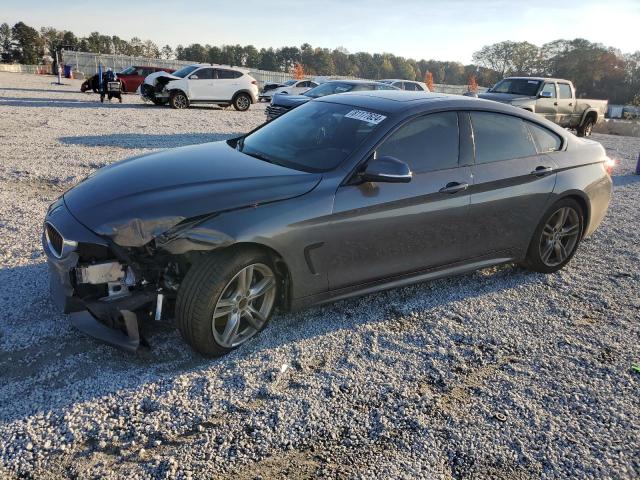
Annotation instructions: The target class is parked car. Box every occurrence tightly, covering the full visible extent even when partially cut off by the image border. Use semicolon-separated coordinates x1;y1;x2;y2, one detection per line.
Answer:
379;79;430;92
479;77;608;137
139;63;259;111
259;79;319;101
265;79;398;121
43;91;612;357
80;66;175;94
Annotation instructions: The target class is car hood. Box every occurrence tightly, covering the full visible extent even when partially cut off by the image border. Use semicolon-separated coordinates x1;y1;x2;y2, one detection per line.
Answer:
478;92;536;103
272;93;312;108
143;70;181;86
64;141;321;247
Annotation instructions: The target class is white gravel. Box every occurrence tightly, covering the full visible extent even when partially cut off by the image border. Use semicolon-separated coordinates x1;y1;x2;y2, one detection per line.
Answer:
1;72;639;479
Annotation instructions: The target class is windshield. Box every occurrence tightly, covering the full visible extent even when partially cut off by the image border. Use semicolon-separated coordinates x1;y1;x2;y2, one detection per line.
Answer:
490;79;541;96
172;65;199;78
240;101;387;172
119;66;136;75
304;82;359;99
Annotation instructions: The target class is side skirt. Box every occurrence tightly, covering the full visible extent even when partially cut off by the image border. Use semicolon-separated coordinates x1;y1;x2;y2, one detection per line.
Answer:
290;253;517;311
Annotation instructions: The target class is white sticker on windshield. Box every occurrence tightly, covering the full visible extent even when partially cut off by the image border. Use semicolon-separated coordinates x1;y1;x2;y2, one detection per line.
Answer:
344;109;387;125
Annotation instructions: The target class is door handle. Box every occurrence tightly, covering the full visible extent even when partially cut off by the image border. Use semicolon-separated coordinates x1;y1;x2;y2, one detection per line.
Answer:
568;103;573;106
531;166;554;177
553;102;558;106
439;182;469;194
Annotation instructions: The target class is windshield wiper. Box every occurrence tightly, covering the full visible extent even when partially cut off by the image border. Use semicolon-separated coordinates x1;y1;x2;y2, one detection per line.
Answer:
242;149;281;166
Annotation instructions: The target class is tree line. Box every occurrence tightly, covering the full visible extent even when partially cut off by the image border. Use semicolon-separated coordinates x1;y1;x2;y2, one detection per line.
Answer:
1;20;638;104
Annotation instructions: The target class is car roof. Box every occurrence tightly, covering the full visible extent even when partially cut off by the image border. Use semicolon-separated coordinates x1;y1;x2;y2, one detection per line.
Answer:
321;79;389;86
502;76;570;83
189;63;249;72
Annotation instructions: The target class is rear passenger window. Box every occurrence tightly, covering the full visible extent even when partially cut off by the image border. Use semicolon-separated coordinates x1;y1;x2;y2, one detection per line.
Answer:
217;69;243;79
558;83;572;99
526;122;562;152
376;112;459;173
470;112;537;163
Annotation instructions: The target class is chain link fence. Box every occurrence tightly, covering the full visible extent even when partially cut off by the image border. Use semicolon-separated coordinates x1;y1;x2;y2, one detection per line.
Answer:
43;50;485;94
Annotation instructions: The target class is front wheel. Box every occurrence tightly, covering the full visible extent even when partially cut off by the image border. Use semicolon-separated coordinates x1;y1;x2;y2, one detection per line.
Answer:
232;93;252;111
525;198;584;273
169;91;189;109
176;249;278;357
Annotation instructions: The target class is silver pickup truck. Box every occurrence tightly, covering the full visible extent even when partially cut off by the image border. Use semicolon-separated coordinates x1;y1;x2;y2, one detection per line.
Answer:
479;77;608;137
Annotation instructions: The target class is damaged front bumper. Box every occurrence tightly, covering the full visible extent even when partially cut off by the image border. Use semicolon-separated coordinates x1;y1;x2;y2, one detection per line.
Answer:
43;199;159;353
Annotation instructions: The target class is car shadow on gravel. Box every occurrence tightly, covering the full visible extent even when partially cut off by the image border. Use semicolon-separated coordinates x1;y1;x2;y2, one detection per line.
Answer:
0;87;86;95
613;174;640;187
0;260;542;425
0;96;149;109
58;133;243;149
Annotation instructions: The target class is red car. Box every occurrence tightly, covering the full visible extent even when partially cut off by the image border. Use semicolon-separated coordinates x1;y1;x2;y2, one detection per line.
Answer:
81;66;176;94
117;66;175;93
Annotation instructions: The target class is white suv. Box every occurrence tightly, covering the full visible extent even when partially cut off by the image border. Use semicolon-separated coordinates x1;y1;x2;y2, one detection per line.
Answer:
140;64;259;111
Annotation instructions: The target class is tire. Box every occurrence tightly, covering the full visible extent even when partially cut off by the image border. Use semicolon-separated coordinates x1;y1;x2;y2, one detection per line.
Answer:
577;117;595;137
80;82;88;93
232;93;252;112
524;198;584;273
176;248;278;357
169;91;189;109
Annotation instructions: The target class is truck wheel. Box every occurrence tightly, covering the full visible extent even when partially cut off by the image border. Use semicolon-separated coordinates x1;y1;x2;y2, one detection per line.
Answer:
170;91;189;109
577;117;595;137
233;93;252;111
176;248;278;357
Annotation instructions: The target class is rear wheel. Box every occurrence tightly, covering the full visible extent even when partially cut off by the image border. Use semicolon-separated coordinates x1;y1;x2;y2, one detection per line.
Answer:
577;117;595;137
176;249;278;357
525;198;584;273
170;91;189;109
233;93;252;111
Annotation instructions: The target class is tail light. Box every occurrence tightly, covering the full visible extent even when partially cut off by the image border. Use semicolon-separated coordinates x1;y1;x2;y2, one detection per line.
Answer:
604;157;615;176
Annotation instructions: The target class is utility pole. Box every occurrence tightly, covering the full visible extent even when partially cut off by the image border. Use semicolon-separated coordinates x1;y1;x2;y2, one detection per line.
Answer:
52;44;74;85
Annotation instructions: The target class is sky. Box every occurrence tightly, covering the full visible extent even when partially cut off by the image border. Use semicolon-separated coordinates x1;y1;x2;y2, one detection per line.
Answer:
2;0;639;63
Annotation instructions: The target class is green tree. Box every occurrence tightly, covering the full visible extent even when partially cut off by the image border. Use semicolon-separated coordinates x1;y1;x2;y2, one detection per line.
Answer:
11;21;43;64
0;22;12;62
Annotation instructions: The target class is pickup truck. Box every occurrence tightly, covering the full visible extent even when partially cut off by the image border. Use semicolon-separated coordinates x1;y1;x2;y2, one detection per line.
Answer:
479;77;607;137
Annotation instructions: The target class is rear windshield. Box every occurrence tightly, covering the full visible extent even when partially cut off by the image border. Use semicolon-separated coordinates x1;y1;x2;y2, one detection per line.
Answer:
239;101;387;172
305;82;360;98
490;79;541;96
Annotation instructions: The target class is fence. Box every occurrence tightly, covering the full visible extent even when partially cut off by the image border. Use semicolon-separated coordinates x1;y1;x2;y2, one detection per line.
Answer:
0;63;49;74
18;50;487;93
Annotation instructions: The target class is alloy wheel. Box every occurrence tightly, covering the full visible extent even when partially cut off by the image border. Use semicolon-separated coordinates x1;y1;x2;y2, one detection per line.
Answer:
236;95;250;111
538;206;581;267
211;263;276;348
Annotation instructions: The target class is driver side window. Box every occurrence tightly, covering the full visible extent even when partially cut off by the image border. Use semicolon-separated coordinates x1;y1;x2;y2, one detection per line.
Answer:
191;68;214;80
376;112;459;173
541;83;556;98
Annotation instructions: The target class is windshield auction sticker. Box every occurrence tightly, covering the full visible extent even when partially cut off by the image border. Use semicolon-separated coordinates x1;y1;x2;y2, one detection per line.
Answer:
345;109;387;125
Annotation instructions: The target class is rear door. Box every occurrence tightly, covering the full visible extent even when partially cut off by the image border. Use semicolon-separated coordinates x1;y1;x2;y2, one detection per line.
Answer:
556;82;575;127
214;69;243;100
327;111;474;289
466;111;559;258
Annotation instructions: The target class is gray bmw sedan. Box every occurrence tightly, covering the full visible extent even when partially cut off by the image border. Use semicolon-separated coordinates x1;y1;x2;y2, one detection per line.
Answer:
43;91;612;356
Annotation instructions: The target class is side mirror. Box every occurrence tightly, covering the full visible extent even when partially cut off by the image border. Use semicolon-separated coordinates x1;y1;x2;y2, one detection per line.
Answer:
189;74;199;79
360;155;412;183
539;91;552;99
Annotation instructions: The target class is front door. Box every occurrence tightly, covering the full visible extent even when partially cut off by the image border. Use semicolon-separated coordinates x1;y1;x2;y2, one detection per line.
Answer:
187;67;216;100
536;82;559;123
466;111;558;258
327;111;473;290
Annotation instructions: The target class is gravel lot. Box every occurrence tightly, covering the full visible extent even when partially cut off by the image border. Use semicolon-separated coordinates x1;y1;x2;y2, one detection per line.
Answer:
1;72;639;479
